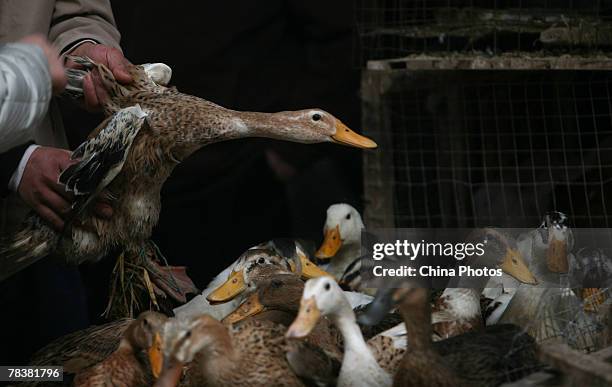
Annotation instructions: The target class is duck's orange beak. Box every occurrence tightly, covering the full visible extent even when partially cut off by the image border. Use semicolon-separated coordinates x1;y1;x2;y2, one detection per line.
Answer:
206;270;246;304
332;120;377;149
501;248;538;285
222;293;265;324
290;251;332;279
286;297;321;339
315;225;342;260
148;333;163;378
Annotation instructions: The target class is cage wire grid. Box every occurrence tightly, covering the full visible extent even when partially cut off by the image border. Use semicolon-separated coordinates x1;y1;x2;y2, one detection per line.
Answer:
356;0;612;63
518;287;612;353
363;70;612;228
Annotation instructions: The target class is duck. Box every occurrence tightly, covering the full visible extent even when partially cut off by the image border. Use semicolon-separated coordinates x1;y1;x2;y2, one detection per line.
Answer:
494;222;610;351
0;56;377;316
314;203;365;280
222;271;392;346
358;284;539;387
286;277;405;387
432;228;538;340
205;239;329;304
28;311;167;387
570;247;612;313
153;315;340;387
29;318;131;379
173;242;329;320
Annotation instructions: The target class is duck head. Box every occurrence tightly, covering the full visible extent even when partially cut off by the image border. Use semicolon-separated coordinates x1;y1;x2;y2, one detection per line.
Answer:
222;273;304;324
120;311;168;379
155;315;229;387
286;276;350;338
207;245;329;304
235;109;377;148
471;228;538;285
316;204;365;260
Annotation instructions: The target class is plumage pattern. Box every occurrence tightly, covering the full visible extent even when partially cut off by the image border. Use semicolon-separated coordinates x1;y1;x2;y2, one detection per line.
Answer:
61;106;147;198
432;288;483;340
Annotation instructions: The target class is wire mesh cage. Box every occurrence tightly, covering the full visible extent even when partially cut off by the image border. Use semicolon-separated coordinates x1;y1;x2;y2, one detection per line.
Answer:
516;287;611;353
356;0;612;63
362;70;612;228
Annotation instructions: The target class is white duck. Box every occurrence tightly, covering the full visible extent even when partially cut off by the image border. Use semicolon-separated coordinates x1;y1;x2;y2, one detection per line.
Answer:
286;277;403;387
315;203;365;280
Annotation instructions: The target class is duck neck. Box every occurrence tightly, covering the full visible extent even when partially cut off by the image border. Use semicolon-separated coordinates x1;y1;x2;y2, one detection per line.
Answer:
331;304;371;355
399;297;434;351
328;242;361;276
197;331;238;383
231;111;293;140
231;110;322;144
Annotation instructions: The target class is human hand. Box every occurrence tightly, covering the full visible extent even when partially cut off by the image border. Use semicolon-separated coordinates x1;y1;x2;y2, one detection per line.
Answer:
66;42;133;111
18;147;113;231
19;34;67;94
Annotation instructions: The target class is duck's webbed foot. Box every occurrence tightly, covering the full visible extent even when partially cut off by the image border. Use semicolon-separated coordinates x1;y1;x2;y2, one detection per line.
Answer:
144;256;199;304
104;241;198;318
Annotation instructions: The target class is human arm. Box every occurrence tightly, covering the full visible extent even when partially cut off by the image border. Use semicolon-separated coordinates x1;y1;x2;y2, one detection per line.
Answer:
49;0;132;111
0;36;66;153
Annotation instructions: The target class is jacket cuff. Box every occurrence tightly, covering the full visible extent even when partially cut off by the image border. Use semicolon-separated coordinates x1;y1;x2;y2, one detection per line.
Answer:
0;142;33;197
61;38;100;56
8;144;40;193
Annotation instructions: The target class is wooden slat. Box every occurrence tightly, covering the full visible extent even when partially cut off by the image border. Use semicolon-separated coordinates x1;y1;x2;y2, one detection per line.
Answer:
593;346;612;361
367;55;612;71
538;342;612;387
361;70;396;228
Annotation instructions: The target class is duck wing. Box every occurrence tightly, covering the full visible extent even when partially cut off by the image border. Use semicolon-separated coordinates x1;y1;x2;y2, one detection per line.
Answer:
59;105;149;218
29;318;132;374
434;324;540;386
0;106;146;282
285;342;342;387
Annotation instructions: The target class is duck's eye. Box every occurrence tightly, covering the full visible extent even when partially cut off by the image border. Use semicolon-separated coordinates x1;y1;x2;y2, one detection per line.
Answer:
184;331;191;339
346;214;351;220
258;257;266;264
312;113;321;122
142;318;149;326
324;283;331;291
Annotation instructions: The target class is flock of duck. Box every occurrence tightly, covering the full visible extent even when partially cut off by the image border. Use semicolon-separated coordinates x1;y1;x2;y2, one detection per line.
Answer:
2;59;610;386
25;203;611;387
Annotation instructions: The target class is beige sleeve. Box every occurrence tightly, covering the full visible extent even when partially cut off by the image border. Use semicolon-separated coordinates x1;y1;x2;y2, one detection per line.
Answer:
48;0;122;53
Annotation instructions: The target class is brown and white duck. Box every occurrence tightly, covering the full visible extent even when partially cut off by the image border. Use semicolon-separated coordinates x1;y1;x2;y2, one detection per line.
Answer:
0;57;376;315
31;311;167;387
153;315;339;387
359;286;540;387
173;241;329;321
432;228;538;340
